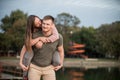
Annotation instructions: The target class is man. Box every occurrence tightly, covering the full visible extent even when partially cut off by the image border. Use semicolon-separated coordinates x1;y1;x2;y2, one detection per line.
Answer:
28;15;64;80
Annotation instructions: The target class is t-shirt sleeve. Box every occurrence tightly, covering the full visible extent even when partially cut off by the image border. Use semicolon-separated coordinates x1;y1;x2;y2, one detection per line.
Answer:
57;34;63;47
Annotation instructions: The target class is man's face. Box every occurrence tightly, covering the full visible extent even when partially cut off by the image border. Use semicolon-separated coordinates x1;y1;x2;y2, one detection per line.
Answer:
42;19;53;32
34;17;41;28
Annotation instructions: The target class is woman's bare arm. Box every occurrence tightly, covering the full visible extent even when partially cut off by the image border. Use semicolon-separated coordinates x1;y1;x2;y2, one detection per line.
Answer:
47;24;59;42
39;24;59;43
35;24;59;48
30;37;41;46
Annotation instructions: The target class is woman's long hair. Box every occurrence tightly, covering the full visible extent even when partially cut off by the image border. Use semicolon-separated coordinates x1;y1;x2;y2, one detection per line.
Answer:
25;15;41;53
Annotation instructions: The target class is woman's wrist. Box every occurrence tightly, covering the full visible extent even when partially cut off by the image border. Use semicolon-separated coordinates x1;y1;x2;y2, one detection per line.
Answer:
39;40;44;43
35;41;39;45
39;37;41;41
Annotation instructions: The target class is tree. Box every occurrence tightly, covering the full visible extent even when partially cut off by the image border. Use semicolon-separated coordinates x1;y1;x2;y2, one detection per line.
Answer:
55;12;80;34
0;9;27;53
55;12;80;53
55;12;80;27
72;26;98;57
96;21;120;59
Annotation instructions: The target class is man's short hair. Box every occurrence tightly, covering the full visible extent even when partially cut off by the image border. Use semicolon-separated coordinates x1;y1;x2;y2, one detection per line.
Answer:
43;15;54;22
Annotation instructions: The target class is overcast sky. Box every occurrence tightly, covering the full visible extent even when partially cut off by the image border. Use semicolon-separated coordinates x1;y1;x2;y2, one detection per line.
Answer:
0;0;120;28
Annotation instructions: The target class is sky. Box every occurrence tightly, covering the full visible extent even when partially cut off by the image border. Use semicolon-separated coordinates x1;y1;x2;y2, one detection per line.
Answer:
0;0;120;28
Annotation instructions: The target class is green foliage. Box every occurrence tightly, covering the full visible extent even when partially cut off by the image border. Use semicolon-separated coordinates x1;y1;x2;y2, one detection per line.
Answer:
0;9;27;52
96;21;120;59
0;10;119;59
55;12;80;27
55;12;81;52
72;26;97;54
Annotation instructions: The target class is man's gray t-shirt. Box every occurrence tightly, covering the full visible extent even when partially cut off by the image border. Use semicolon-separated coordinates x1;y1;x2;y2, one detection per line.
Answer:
31;31;63;67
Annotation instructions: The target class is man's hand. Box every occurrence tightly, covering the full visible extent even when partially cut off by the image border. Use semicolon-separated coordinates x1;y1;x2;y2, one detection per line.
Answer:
53;64;63;71
35;41;43;49
19;63;29;71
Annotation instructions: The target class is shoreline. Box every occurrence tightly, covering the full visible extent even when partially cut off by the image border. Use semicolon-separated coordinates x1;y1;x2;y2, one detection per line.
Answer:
0;58;120;68
64;58;120;69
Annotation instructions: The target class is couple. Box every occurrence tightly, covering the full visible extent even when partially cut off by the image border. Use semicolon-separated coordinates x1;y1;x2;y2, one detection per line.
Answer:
19;15;64;80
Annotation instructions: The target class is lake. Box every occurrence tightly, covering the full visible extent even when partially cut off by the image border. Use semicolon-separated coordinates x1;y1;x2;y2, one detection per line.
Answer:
0;59;120;80
56;67;120;80
0;66;120;80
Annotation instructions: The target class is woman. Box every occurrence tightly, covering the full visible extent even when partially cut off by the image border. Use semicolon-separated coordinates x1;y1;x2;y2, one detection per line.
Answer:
19;15;59;79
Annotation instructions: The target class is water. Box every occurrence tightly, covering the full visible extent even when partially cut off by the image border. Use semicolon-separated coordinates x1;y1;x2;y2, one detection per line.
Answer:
0;66;120;80
56;67;120;80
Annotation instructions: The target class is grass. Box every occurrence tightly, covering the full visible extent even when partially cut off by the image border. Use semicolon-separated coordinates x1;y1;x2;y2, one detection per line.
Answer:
0;56;19;60
0;56;118;62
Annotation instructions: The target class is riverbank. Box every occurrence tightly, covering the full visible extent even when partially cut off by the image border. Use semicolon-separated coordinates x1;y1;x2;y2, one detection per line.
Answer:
0;57;120;68
64;58;120;68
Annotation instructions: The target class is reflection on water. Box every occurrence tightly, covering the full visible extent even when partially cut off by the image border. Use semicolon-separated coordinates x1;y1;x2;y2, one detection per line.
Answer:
0;66;120;80
85;67;120;80
56;67;120;80
0;66;23;79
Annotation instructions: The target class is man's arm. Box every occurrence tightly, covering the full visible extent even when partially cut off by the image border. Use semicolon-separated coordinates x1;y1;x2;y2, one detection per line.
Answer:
54;45;64;71
58;45;64;66
19;45;28;71
19;37;41;70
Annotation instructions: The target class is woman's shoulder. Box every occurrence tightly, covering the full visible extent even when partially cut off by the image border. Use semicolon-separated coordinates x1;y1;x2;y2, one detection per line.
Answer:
32;30;43;38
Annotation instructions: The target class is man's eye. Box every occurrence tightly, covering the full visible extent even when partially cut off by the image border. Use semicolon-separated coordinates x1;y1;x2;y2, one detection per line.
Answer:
47;24;49;25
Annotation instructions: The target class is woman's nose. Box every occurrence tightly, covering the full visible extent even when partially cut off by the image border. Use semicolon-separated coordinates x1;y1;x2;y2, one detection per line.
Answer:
38;21;41;24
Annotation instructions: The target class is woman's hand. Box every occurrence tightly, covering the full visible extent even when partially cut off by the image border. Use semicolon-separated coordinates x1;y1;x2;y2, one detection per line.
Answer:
40;37;50;43
35;41;43;49
19;62;29;71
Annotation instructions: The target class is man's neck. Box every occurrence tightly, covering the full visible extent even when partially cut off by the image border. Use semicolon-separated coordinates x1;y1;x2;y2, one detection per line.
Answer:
42;31;52;37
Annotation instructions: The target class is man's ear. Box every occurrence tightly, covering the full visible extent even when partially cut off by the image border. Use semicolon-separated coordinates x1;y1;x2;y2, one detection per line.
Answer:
51;23;54;26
